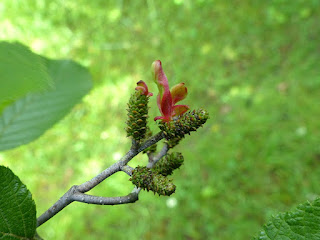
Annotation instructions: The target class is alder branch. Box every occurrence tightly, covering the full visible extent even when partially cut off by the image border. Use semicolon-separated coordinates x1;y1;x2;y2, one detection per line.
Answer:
37;132;165;228
77;131;164;193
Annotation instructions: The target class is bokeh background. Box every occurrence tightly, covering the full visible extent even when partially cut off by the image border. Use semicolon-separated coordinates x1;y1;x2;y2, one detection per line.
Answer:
1;0;320;239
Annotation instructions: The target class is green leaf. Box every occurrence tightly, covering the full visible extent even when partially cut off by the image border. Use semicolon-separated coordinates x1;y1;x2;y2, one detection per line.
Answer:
0;58;92;151
0;165;36;239
254;198;320;240
0;42;52;105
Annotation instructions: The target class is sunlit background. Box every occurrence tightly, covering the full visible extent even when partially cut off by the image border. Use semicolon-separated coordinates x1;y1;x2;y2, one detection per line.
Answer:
1;1;320;239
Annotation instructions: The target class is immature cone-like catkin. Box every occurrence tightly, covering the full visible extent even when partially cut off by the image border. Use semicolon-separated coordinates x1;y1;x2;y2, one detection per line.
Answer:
125;91;150;141
153;152;184;176
130;166;176;196
158;108;209;147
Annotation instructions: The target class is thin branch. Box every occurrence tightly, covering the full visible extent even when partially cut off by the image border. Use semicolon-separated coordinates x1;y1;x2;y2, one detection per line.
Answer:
138;131;165;153
72;192;139;205
37;185;77;227
77;161;122;193
121;165;134;176
147;143;169;168
37;132;165;228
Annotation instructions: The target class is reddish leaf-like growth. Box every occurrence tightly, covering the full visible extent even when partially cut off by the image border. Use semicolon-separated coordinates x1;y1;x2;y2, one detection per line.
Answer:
152;60;189;122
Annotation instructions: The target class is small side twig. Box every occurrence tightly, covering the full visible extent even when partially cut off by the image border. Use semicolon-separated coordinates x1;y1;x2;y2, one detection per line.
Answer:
72;192;139;205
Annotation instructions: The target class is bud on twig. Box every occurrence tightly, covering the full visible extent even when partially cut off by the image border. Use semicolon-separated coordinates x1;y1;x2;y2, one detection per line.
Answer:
130;166;176;196
153;152;184;176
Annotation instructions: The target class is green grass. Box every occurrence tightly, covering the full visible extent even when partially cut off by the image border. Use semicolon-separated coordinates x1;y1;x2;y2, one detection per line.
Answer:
1;0;320;239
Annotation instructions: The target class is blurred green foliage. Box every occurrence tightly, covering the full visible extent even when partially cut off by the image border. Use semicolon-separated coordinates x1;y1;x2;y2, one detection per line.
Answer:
0;42;51;106
1;0;320;239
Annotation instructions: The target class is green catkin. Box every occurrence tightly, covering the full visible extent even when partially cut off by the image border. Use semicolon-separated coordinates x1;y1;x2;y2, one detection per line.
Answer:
125;91;150;141
153;152;184;176
130;166;176;196
158;108;209;147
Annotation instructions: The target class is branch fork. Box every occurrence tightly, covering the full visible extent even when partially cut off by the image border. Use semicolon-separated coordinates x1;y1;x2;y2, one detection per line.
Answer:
37;132;165;227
